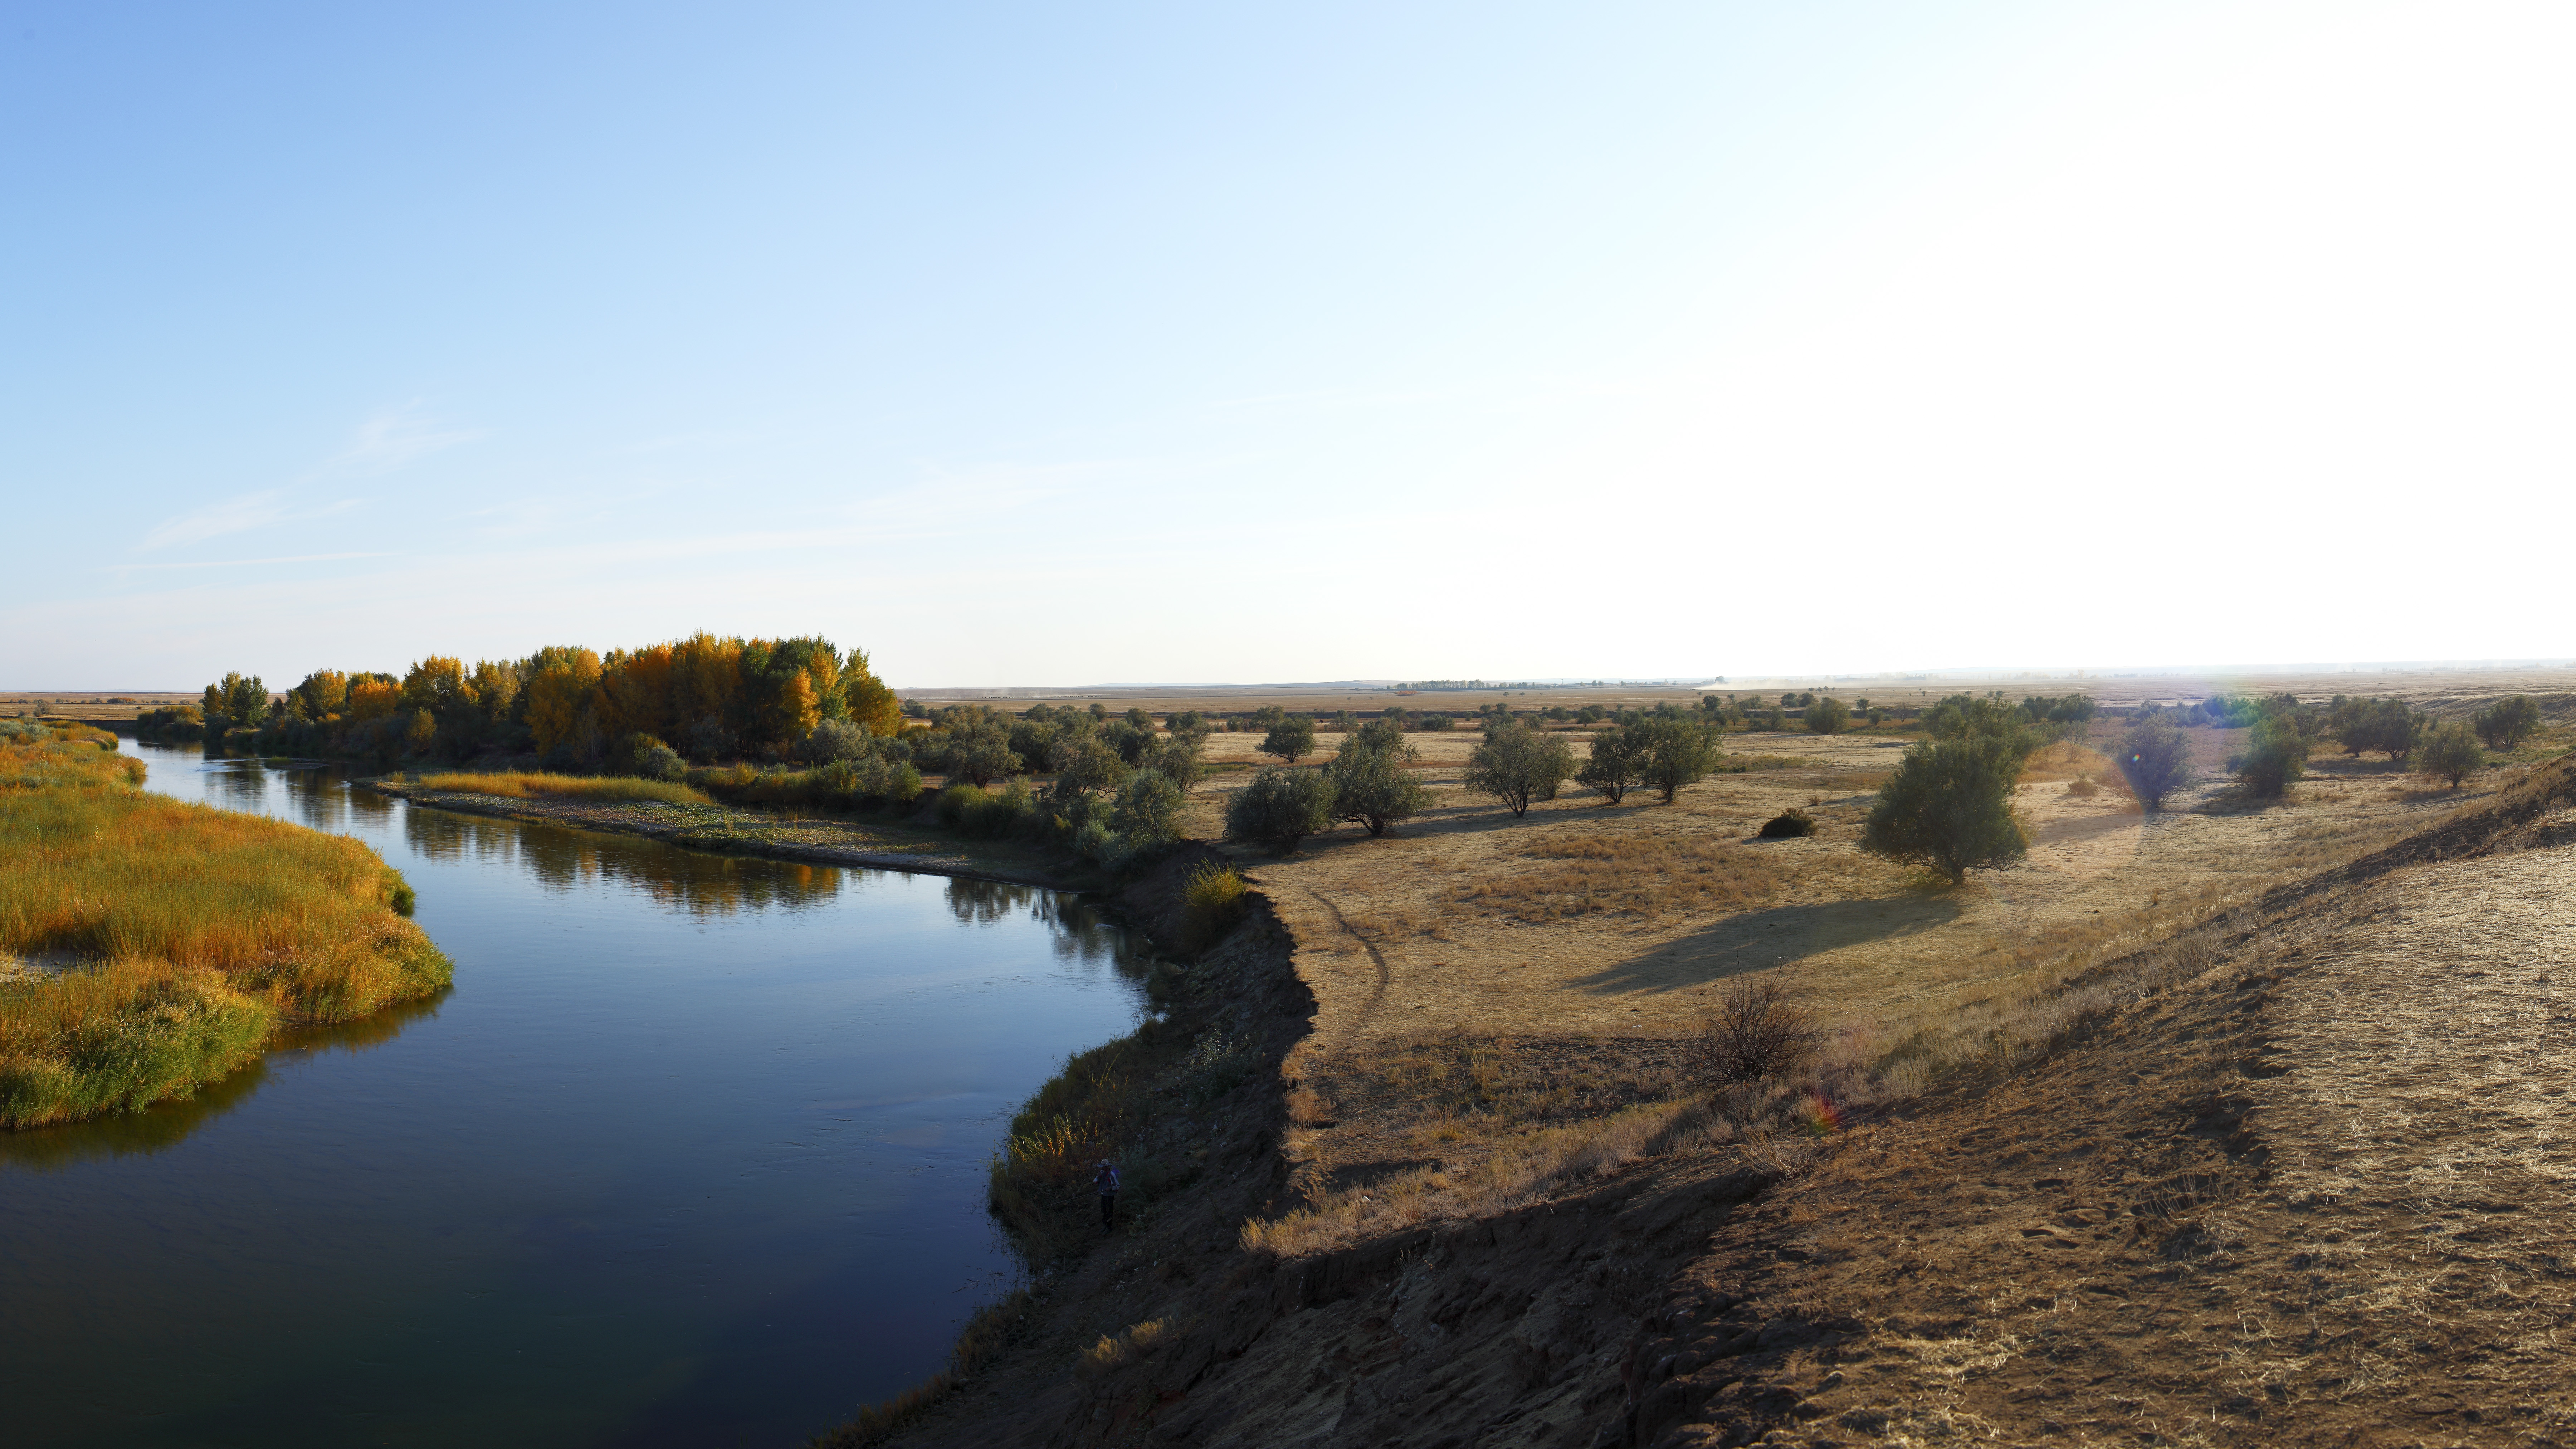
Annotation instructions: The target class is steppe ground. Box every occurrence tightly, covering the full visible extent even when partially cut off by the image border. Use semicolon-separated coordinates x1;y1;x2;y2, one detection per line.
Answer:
1165;697;2573;1220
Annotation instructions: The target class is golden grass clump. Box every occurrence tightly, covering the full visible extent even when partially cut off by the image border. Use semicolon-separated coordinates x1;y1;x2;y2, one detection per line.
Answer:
1;730;450;1128
1450;832;1781;923
1177;862;1250;953
413;770;713;805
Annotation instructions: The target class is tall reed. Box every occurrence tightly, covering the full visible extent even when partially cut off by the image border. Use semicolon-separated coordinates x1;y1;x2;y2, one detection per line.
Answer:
1;728;450;1127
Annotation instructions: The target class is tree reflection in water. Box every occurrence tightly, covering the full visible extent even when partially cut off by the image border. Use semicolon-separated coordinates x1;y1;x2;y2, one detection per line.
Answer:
944;877;1152;974
401;807;848;918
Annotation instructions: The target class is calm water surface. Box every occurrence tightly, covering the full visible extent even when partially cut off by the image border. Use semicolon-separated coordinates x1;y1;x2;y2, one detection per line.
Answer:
1;741;1148;1447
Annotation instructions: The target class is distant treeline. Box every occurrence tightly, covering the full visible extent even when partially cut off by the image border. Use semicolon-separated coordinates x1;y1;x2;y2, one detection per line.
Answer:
153;633;901;768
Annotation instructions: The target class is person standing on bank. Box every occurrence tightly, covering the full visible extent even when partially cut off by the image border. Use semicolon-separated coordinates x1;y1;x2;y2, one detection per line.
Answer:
1094;1160;1119;1233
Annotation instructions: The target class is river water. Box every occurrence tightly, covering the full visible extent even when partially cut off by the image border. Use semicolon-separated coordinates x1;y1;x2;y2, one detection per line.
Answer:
1;741;1148;1447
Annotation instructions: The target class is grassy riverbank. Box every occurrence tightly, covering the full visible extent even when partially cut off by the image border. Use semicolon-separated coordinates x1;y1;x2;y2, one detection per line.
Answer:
1;722;450;1128
369;775;1081;888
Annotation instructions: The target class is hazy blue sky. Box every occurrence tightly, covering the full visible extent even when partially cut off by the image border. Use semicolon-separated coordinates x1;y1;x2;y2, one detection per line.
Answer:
5;3;2567;688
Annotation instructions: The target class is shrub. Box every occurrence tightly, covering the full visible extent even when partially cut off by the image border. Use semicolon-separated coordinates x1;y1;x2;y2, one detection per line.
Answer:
605;732;688;781
1460;721;1576;818
1576;722;1647;804
2475;696;2542;751
1177;863;1250;952
1324;733;1433;837
2418;719;2483;788
1417;713;1454;731
1260;716;1317;765
1110;770;1184;843
1224;766;1337;851
1757;808;1815;838
1862;734;2028;885
1803;697;1850;735
801;717;874;763
2113;716;2193;811
2234;715;2307;799
2064;774;2100;797
1691;976;1821;1088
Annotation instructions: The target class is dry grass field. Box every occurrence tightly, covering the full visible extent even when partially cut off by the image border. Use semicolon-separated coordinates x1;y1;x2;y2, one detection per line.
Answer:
1175;705;2573;1254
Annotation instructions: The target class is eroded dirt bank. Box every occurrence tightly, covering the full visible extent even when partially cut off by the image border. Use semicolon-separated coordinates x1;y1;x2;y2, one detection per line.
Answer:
887;761;2576;1448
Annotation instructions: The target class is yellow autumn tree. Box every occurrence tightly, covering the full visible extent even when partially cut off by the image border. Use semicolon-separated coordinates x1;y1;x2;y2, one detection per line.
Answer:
842;648;902;735
523;648;604;755
347;680;401;722
399;657;478;716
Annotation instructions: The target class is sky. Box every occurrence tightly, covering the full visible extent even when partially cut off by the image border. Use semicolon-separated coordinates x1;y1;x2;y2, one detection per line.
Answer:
4;2;2569;689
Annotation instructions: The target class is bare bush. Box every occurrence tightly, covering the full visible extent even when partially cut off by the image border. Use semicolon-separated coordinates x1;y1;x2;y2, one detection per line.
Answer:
1691;976;1821;1089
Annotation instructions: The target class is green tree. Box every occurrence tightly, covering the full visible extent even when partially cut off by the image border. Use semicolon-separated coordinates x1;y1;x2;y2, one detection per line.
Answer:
947;729;1019;787
1861;734;2029;885
1049;737;1130;804
2417;719;2482;788
2234;715;2308;799
1462;721;1576;817
2334;698;2419;762
2474;696;2542;751
1324;731;1433;836
1261;715;1318;765
1636;717;1721;803
1804;697;1850;735
1577;721;1648;804
1225;766;1336;851
1146;732;1206;793
1111;770;1185;841
2113;715;2194;811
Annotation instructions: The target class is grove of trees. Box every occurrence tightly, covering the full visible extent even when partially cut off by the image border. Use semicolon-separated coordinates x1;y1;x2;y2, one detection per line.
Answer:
199;633;902;769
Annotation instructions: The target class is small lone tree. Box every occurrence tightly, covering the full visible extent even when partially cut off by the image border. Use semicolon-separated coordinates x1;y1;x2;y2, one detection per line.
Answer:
1636;717;1721;803
1804;697;1850;736
1462;721;1576;817
1324;730;1434;836
2417;719;2482;788
2114;715;2194;811
1576;721;1647;804
2234;715;2307;799
1260;715;1317;765
1862;735;2028;885
1224;766;1336;851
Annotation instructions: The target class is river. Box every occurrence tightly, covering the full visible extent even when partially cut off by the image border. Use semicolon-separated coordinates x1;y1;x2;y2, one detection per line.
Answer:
0;741;1148;1447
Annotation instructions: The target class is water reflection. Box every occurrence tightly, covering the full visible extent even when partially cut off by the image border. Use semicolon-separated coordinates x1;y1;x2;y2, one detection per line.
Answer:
0;990;453;1171
942;880;1155;971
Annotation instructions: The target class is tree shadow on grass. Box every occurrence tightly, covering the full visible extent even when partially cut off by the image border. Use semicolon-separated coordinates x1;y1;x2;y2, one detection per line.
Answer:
1567;895;1963;997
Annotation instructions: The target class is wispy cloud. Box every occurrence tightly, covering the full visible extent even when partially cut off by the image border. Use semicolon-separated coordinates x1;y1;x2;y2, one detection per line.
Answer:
108;551;393;572
321;403;482;476
138;491;364;552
